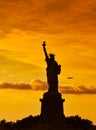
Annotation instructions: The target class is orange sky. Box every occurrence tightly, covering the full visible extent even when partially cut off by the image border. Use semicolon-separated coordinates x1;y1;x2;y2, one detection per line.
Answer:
0;0;96;125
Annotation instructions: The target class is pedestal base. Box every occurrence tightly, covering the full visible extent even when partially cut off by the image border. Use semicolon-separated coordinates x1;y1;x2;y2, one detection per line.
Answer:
40;92;65;123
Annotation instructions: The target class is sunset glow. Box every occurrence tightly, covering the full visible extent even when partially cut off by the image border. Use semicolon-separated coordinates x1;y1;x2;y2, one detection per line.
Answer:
0;0;96;125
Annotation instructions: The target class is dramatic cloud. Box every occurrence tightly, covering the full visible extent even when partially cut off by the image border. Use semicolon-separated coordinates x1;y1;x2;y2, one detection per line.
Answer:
59;85;96;94
31;79;48;91
31;80;96;94
0;0;96;34
0;79;47;91
0;79;96;94
0;82;32;90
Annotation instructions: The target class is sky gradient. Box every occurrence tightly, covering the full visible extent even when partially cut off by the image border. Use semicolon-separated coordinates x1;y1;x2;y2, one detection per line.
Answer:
0;0;96;124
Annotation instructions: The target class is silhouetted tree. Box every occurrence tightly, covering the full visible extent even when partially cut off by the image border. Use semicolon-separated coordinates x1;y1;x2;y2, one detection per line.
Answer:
0;115;94;130
66;115;93;130
15;115;40;128
0;119;15;130
80;119;92;130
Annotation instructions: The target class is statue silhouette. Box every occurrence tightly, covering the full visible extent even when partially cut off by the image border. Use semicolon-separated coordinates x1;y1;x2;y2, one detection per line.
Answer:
42;41;61;93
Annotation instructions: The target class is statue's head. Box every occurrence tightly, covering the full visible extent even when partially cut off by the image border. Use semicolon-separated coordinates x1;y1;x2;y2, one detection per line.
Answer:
49;54;55;60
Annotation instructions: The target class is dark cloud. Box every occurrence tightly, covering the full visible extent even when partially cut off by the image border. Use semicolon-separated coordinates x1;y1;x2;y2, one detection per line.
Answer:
0;82;32;90
0;79;96;94
59;85;96;94
0;79;48;91
31;79;96;94
77;85;96;94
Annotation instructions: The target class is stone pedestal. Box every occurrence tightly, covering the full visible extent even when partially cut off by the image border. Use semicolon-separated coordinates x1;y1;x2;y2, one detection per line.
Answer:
40;92;65;123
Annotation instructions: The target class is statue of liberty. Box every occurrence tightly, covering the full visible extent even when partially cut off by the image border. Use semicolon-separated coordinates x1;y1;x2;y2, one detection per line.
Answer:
42;41;61;93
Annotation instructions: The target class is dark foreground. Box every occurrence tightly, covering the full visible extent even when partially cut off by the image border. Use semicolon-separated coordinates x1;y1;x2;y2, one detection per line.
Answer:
0;115;96;130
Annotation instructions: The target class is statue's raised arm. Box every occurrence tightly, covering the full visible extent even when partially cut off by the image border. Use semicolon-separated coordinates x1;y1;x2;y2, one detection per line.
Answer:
42;41;61;93
42;41;49;59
